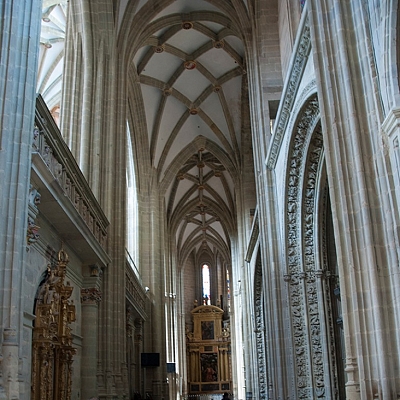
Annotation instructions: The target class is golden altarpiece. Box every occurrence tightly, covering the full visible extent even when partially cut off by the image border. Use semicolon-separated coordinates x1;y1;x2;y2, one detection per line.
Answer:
31;249;76;400
186;305;231;394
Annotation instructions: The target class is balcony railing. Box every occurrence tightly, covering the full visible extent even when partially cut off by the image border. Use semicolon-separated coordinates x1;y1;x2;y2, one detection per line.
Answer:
33;95;108;250
126;255;146;315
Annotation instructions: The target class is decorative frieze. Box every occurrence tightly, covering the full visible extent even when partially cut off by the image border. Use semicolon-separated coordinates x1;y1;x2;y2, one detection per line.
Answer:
285;94;324;399
81;288;102;305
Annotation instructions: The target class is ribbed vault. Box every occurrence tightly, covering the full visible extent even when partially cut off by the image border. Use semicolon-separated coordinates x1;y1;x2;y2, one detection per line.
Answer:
38;0;251;270
124;0;249;265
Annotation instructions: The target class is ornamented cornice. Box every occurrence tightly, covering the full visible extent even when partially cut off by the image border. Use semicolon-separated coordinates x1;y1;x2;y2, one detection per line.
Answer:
191;305;224;314
266;17;311;170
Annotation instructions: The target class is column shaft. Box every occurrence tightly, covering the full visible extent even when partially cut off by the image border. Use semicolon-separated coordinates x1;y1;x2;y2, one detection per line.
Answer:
0;1;41;398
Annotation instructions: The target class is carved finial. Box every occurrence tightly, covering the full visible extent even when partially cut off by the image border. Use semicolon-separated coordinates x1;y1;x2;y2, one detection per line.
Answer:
58;247;69;263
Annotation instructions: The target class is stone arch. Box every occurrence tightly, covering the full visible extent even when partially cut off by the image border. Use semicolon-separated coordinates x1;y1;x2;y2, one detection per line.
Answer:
389;0;400;105
284;94;343;399
254;251;268;400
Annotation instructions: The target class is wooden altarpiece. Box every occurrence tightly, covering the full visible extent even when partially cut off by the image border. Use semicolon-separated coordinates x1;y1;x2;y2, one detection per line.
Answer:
31;249;76;400
186;305;231;394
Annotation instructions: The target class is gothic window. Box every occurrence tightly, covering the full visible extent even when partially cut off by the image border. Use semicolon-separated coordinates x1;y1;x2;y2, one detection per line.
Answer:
126;122;139;274
202;264;211;304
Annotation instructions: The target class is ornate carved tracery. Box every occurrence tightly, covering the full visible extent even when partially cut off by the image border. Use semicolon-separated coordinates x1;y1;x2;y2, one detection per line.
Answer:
31;249;76;400
285;94;340;399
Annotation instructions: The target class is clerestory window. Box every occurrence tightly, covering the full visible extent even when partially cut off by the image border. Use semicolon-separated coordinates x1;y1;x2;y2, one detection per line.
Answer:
202;264;211;305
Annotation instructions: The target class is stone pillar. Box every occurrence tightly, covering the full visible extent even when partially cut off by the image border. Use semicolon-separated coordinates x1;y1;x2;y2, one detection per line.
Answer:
80;267;102;400
61;3;129;396
0;1;41;399
1;329;18;399
308;1;396;398
134;319;143;393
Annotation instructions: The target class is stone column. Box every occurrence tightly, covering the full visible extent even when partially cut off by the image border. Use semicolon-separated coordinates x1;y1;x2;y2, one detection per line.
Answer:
308;1;396;398
0;1;41;399
62;2;129;396
80;266;102;400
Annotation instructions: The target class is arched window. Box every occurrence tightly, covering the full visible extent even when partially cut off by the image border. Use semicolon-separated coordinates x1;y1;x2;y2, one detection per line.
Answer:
126;122;139;275
202;264;211;304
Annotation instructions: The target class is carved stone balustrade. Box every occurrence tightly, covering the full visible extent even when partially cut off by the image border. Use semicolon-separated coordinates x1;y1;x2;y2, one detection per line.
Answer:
31;95;110;266
126;259;147;320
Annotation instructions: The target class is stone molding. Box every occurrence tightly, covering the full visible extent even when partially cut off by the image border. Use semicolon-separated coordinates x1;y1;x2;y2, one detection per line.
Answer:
266;16;311;170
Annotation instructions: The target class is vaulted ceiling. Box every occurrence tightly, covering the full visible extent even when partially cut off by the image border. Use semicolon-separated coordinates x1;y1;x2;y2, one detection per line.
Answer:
39;0;251;268
38;1;66;107
128;0;248;266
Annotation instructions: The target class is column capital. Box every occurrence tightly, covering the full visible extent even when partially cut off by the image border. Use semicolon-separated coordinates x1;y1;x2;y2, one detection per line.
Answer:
81;287;102;305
